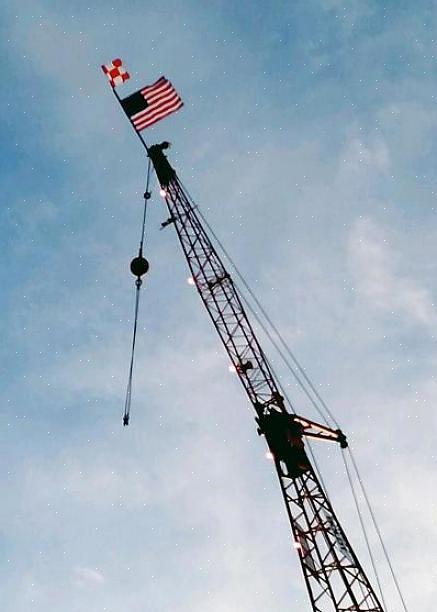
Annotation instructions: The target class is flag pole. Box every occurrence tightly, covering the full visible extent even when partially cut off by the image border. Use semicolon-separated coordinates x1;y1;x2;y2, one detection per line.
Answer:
112;87;151;155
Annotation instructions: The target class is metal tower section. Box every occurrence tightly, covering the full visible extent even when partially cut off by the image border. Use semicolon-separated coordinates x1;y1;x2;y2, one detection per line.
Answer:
149;142;384;612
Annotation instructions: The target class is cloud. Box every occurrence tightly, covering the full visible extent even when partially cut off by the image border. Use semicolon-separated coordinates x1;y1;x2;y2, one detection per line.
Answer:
341;136;390;173
348;217;437;327
317;0;376;26
2;2;437;611
72;566;105;588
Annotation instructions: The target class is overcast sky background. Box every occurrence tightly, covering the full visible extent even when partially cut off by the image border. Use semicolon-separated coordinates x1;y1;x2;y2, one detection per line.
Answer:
1;1;436;610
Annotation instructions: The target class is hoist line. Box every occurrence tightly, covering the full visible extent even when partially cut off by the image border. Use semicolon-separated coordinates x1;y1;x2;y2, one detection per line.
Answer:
123;279;142;424
263;306;385;605
348;448;409;612
261;352;330;494
261;349;332;503
139;159;152;252
107;91;394;607
171;180;334;498
342;451;388;610
188;198;339;429
139;144;411;609
202;202;401;606
122;163;152;426
203;210;408;612
180;188;405;607
240;291;329;426
306;441;330;500
190;200;339;428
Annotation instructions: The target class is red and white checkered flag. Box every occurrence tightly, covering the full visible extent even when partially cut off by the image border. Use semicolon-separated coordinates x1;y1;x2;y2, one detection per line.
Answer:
101;58;130;88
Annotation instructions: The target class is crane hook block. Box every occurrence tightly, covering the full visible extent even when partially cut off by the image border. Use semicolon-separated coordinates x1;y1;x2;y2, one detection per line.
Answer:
130;255;150;278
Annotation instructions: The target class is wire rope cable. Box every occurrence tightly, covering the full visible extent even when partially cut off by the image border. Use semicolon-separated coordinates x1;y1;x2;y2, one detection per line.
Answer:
122;161;152;426
178;179;407;609
342;451;388;609
348;448;409;612
239;290;332;426
139;159;152;251
262;353;331;502
123;280;142;425
193;202;340;429
175;182;332;426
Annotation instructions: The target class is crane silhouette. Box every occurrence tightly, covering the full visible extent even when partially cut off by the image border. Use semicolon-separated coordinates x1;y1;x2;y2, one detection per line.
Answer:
144;141;385;612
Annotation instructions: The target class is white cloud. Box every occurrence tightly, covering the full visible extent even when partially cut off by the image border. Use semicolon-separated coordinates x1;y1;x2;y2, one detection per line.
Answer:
2;2;437;611
343;137;390;173
348;217;437;327
72;566;105;588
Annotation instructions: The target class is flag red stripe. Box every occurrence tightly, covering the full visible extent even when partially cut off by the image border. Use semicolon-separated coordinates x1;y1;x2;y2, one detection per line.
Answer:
131;89;179;122
121;75;182;131
136;106;183;131
135;100;183;131
132;94;180;123
146;87;176;107
140;76;167;95
141;82;169;99
134;95;182;122
144;90;179;113
145;82;174;103
134;99;183;130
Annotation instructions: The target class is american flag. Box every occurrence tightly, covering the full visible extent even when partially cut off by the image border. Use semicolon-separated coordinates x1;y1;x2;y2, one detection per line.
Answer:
120;77;183;131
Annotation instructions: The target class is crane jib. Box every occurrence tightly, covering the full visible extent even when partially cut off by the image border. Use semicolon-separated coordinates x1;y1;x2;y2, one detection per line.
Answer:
147;142;385;612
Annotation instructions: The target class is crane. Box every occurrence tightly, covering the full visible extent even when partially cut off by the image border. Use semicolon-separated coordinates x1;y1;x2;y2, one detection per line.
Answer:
143;141;385;612
100;62;399;610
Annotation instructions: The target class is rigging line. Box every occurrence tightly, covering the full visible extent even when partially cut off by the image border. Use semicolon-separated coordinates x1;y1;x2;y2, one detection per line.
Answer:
247;300;358;530
264;341;331;503
178;177;329;423
123;278;142;425
341;451;388;610
239;289;331;427
306;440;330;500
264;351;331;499
179;186;389;599
229;256;339;428
262;352;332;507
348;448;409;612
123;166;153;426
235;292;329;499
178;182;393;599
193;204;340;429
261;331;381;606
140;159;152;251
263;353;295;412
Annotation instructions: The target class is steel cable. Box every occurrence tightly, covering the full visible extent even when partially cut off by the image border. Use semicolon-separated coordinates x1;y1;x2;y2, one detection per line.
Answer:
348;448;409;612
122;160;152;426
178;181;407;609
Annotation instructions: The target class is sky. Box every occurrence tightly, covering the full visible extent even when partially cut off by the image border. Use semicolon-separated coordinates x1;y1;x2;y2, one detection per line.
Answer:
1;0;437;610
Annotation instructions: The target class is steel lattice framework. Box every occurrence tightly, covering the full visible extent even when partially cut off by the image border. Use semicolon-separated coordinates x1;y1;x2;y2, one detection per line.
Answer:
148;142;384;612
